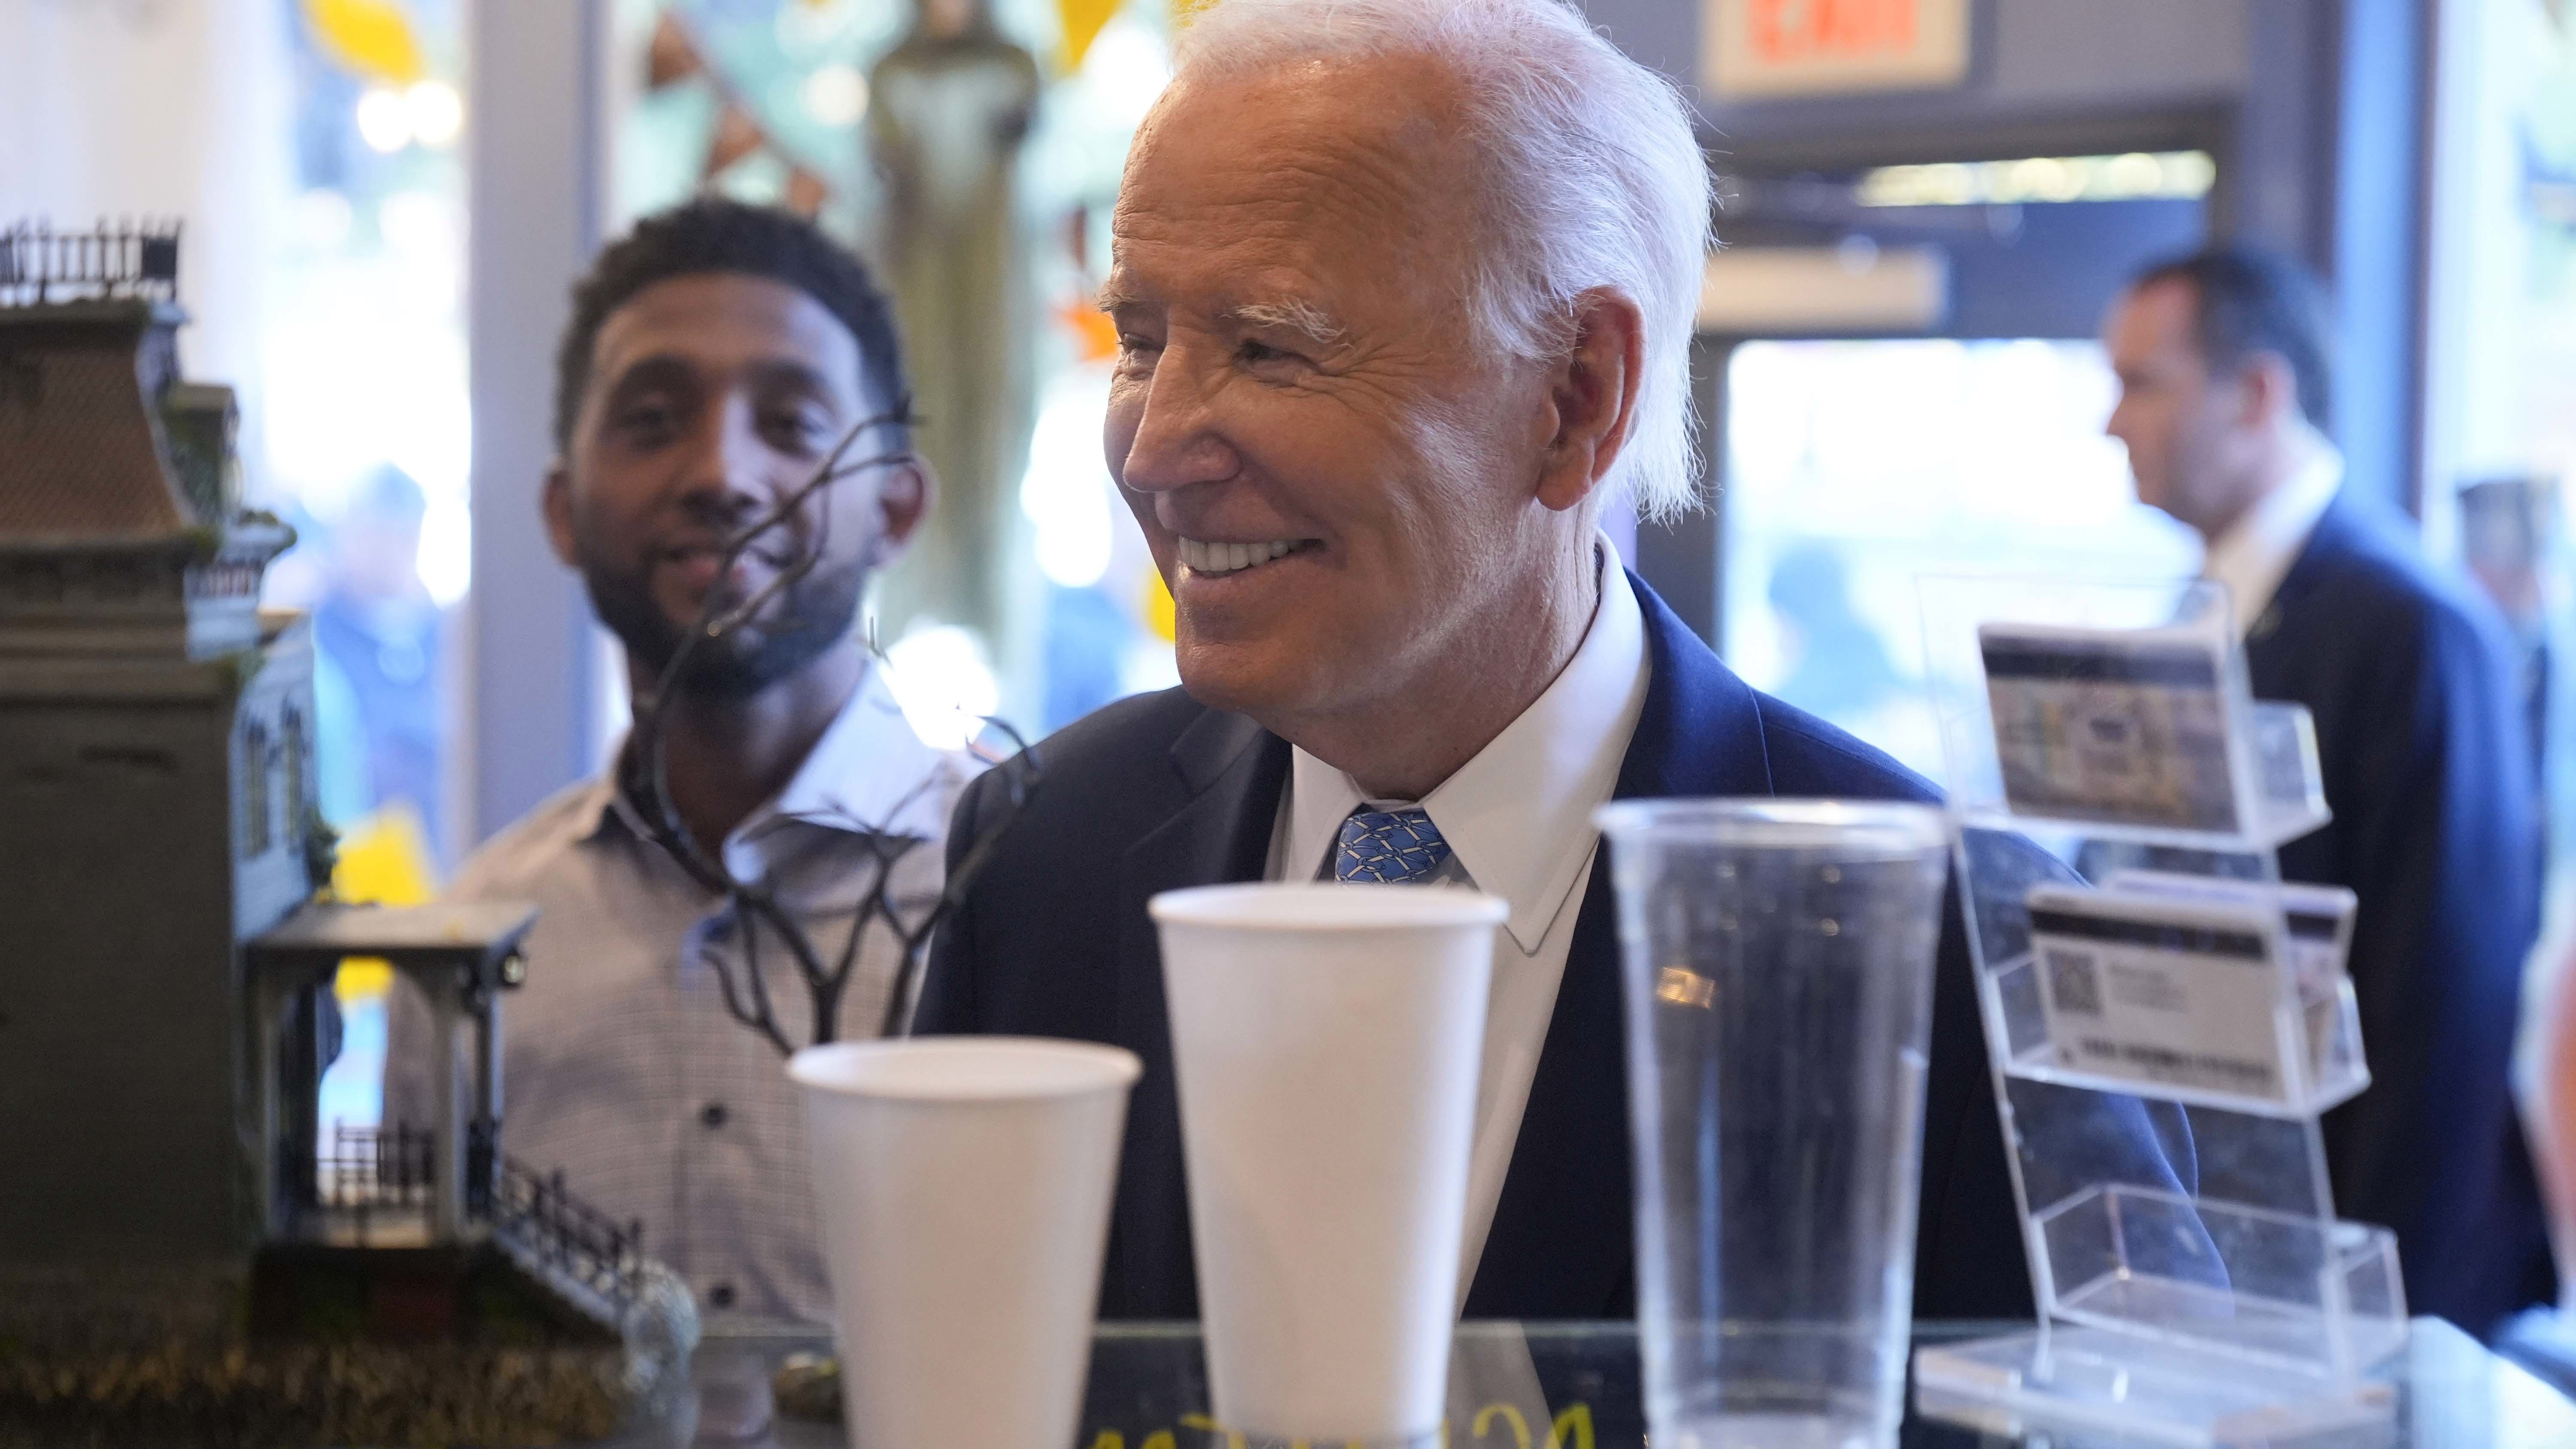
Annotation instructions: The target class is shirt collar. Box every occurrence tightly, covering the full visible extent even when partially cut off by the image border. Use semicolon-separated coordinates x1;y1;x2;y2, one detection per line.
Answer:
2200;447;2343;634
582;662;969;867
556;773;627;851
1287;533;1653;953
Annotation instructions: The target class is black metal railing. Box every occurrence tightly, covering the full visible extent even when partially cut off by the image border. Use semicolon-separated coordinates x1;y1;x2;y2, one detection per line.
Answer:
316;1123;438;1209
0;219;181;304
485;1152;646;1315
308;1123;641;1315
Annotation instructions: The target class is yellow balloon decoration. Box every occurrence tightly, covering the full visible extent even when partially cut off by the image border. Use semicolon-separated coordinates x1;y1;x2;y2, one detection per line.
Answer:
1058;0;1124;72
304;0;428;87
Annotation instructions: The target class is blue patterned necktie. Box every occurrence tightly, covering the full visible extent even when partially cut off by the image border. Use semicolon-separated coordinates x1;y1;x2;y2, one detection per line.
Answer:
1334;807;1452;884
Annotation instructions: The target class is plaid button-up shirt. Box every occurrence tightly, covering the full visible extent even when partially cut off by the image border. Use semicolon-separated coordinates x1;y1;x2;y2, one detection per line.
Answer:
388;666;978;1322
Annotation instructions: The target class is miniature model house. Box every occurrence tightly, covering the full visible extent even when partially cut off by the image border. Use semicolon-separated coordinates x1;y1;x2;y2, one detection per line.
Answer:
0;222;689;1444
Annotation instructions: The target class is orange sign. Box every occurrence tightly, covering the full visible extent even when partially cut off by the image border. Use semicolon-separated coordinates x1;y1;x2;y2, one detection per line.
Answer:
1704;0;1971;98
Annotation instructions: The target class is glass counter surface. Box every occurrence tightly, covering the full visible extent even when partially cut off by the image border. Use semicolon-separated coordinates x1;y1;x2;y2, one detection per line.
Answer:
602;1317;2576;1449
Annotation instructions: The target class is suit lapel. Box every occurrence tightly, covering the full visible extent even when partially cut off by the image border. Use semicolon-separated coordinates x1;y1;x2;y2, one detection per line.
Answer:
1105;707;1288;1315
1467;575;1777;1315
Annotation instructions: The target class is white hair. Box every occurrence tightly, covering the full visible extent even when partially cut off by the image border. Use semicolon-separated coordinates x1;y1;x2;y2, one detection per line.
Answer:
1170;0;1711;522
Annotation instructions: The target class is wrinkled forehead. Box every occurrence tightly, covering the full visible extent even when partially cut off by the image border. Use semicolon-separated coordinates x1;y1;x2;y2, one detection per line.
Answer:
1109;59;1478;305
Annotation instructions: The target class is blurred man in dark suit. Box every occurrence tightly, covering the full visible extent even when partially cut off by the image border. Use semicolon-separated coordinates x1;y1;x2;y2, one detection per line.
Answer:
920;0;2198;1324
2104;245;2553;1334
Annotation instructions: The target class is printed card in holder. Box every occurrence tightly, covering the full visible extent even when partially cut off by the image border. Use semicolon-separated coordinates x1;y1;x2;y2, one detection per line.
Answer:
2101;871;2357;997
2103;870;2363;1094
1980;623;2241;834
2026;883;2296;1105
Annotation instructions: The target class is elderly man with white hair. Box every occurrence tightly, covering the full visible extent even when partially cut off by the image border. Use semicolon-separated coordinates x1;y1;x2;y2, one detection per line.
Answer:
917;0;2194;1318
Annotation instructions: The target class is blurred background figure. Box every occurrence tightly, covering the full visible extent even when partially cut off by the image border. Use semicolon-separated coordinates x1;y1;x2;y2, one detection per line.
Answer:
2459;475;2560;789
310;463;449;850
2102;245;2555;1335
1764;539;1902;725
866;0;1047;721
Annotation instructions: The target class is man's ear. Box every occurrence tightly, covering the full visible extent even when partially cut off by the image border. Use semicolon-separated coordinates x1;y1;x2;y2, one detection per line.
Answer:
868;457;936;568
2236;351;2300;431
541;462;580;569
1535;288;1646;514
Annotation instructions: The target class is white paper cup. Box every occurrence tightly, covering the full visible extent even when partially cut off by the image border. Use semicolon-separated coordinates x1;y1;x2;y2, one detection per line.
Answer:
1151;882;1507;1443
789;1036;1141;1449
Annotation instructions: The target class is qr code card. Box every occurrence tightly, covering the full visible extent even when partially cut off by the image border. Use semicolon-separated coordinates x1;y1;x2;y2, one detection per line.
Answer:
1980;623;2241;833
2025;883;2295;1103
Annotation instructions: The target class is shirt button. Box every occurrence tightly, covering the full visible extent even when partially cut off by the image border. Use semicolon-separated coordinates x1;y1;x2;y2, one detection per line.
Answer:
701;1102;729;1129
709;1282;737;1309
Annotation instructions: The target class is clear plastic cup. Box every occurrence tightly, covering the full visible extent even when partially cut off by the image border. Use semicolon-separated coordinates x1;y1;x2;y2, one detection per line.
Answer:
1595;800;1950;1449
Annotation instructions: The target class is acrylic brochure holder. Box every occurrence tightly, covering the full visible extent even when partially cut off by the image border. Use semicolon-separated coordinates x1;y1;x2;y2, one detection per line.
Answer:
1906;575;2405;1446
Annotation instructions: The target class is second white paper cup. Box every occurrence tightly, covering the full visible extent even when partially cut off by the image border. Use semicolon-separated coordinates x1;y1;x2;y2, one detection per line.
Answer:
1151;882;1507;1443
789;1036;1140;1449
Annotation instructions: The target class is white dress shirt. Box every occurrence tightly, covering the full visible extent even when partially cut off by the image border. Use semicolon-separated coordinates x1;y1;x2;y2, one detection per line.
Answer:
388;663;979;1322
1264;536;1652;1291
2200;448;2343;635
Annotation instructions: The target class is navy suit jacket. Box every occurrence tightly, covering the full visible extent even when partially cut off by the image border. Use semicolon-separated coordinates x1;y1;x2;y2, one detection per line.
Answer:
917;574;2191;1320
2247;495;2553;1334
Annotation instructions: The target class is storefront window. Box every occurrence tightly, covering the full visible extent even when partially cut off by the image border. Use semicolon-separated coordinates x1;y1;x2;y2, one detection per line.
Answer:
2426;0;2576;901
1721;338;2200;780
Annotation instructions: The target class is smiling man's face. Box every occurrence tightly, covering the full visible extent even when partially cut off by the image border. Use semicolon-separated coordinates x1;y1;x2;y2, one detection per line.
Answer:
548;271;909;696
1103;54;1565;736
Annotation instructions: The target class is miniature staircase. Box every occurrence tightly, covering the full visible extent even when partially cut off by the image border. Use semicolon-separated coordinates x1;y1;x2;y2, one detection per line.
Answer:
478;1153;644;1338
